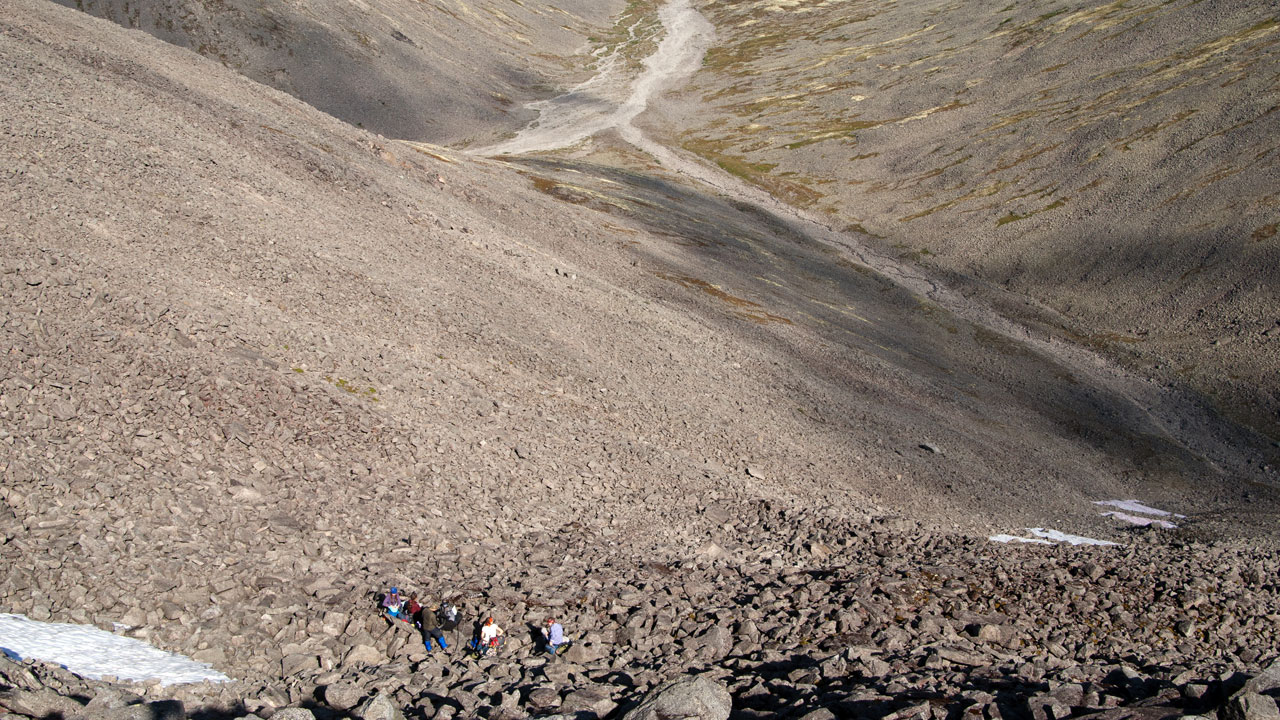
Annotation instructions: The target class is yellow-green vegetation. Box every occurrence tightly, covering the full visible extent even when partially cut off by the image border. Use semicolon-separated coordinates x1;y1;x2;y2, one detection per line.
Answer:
843;222;883;238
350;29;373;48
973;326;1035;359
783;120;882;149
682;136;825;207
916;299;958;334
400;142;456;164
658;273;791;325
899;181;1009;222
587;0;662;71
682;137;777;178
525;173;650;215
989;144;1061;174
996;198;1067;226
1114;110;1197;151
324;375;380;401
703;31;790;71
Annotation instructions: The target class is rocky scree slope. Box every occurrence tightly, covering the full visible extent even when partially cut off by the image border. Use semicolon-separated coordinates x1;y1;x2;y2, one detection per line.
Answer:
3;517;1280;720
2;2;1280;720
53;0;1280;457
656;0;1280;444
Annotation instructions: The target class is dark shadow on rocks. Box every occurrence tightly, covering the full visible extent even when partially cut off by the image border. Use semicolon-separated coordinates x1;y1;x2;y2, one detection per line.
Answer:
523;622;545;654
185;702;251;720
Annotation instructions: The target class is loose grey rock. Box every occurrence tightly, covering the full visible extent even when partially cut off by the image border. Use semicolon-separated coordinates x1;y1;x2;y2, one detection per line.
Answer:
343;645;384;667
1243;659;1280;694
270;709;316;720
560;687;616;719
324;683;364;711
354;693;405;720
620;675;731;720
1222;693;1280;720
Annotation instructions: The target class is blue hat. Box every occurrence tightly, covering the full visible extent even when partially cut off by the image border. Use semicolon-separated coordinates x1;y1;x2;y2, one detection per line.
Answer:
391;587;399;593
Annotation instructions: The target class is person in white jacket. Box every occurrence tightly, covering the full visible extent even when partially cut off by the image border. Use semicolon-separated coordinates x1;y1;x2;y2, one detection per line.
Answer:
479;616;504;656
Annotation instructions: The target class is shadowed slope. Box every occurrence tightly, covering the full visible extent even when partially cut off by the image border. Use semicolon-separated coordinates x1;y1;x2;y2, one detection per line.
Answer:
657;0;1280;442
52;0;629;145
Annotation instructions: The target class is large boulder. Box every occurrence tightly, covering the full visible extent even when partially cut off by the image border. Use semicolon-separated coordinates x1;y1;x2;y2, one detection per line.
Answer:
355;693;406;720
342;644;384;668
0;689;86;718
1243;659;1280;695
694;625;733;659
620;676;731;720
561;687;616;719
324;682;365;711
1221;693;1280;720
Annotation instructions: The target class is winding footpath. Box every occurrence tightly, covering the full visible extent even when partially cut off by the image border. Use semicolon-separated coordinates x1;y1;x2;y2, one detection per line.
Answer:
477;0;713;157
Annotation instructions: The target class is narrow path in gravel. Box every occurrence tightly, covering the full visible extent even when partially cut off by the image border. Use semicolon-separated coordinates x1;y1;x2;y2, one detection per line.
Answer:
473;0;1264;488
475;0;713;157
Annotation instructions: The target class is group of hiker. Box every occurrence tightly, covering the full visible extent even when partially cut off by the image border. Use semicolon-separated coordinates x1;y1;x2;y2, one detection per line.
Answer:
381;587;457;651
380;586;570;658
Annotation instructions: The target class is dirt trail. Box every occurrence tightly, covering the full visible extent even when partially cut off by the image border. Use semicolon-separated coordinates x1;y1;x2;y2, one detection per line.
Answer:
476;0;712;156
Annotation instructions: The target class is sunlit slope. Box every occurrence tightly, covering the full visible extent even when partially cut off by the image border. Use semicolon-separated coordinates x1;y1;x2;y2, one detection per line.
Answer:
668;0;1280;438
53;0;627;145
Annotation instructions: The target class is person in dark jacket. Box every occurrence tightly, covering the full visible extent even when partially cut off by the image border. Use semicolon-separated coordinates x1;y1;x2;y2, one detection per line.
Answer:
406;593;423;628
420;601;447;652
436;602;461;646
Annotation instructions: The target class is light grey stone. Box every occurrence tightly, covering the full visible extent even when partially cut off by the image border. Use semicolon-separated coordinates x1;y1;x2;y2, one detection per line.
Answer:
620;676;731;720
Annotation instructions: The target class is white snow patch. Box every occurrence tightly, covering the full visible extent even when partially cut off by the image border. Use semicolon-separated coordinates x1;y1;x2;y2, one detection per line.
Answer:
0;614;230;686
1028;528;1120;546
1094;500;1185;518
1100;511;1178;529
992;499;1187;547
989;534;1054;545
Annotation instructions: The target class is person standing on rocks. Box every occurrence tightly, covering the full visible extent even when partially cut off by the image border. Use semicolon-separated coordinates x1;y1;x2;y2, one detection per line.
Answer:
437;601;461;645
419;600;448;652
542;617;570;655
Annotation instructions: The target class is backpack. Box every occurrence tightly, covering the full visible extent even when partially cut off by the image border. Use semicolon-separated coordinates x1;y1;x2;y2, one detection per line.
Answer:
437;603;460;630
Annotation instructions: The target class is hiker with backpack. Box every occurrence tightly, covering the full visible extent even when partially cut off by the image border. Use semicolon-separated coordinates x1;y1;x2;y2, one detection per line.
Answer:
437;601;460;635
419;599;447;652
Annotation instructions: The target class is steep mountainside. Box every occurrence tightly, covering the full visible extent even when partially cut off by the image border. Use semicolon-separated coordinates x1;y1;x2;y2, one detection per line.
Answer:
52;0;628;145
2;1;1280;720
55;0;1280;445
